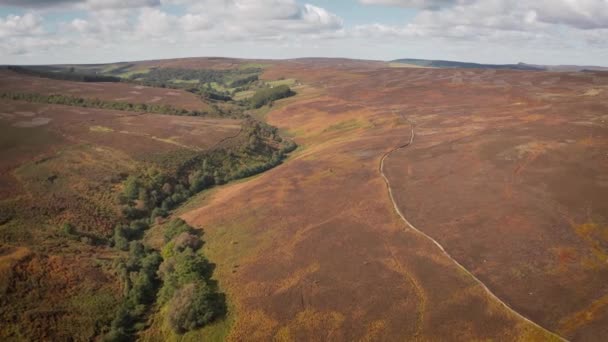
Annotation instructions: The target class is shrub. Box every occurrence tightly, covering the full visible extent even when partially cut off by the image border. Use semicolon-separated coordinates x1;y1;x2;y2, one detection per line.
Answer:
157;249;211;304
163;219;193;242
167;282;224;334
172;232;202;252
129;219;149;235
62;222;76;236
123;176;140;200
113;225;129;251
150;207;168;221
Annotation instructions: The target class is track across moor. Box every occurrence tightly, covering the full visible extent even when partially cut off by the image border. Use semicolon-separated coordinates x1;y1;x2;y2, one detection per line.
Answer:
379;114;568;342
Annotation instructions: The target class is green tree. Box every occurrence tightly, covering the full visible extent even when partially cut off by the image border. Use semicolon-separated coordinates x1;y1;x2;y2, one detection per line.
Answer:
123;176;140;200
167;282;222;334
113;225;129;251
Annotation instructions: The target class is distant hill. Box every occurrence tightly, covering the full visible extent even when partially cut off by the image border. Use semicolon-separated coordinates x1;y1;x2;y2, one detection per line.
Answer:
391;58;608;72
391;58;543;71
519;63;608;72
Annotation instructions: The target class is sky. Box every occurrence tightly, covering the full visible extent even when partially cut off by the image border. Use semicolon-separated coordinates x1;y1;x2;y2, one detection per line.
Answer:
0;0;607;66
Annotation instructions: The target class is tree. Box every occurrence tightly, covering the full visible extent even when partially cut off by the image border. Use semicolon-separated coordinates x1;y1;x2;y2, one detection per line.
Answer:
163;219;193;243
167;282;222;333
113;225;129;251
161;183;173;195
172;232;202;252
123;176;140;200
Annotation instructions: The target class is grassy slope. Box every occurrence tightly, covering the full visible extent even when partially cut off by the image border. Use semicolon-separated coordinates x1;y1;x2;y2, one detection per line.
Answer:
174;63;579;341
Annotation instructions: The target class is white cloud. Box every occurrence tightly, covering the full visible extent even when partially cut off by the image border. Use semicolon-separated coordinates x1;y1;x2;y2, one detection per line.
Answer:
0;13;45;38
5;0;344;62
135;8;175;38
362;0;608;30
180;13;213;32
85;0;161;10
173;0;343;40
357;0;608;44
0;0;606;65
359;0;462;10
0;0;80;8
532;0;608;29
0;0;161;9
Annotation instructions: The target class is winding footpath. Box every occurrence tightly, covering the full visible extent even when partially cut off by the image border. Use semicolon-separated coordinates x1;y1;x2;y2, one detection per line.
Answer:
379;115;568;341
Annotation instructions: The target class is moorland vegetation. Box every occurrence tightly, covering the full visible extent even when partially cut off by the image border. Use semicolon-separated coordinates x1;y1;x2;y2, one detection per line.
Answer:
0;64;298;341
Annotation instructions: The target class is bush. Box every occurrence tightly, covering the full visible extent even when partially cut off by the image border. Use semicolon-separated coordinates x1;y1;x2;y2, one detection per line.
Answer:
129;219;149;235
172;232;202;252
104;326;129;342
157;248;211;304
62;222;76;236
163;219;193;242
123;176;140;200
167;282;224;334
113;225;129;251
150;207;168;221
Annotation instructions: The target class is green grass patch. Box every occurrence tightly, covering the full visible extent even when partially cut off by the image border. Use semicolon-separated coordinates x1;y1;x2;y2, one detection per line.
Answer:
233;90;255;101
323;119;365;133
171;79;200;84
89;125;114;133
208;82;230;92
116;68;151;79
267;78;297;87
239;63;269;70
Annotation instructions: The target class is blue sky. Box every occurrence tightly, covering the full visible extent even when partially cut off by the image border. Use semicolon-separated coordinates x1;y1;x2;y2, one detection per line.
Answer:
0;0;606;66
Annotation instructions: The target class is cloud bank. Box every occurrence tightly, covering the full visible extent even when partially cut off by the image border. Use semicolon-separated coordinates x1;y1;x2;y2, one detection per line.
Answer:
0;0;606;65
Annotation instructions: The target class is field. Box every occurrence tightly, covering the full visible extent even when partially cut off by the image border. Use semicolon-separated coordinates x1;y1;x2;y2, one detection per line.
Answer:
181;60;608;340
1;57;607;341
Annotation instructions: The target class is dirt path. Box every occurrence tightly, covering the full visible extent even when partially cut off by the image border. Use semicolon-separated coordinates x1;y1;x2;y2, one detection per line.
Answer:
379;114;568;342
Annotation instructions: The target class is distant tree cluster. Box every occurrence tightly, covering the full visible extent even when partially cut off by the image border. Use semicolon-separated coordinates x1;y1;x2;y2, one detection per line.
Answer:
129;67;261;89
7;66;121;82
126;68;263;103
1;92;209;117
199;88;233;102
229;74;259;88
249;85;295;109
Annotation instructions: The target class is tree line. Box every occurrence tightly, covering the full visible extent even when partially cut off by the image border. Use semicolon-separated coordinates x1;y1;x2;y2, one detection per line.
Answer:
7;66;121;83
106;219;224;340
249;85;295;108
129;67;261;89
102;117;296;340
0;92;211;117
